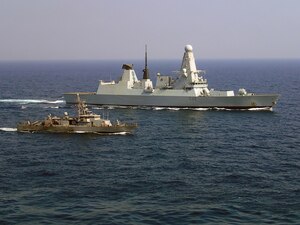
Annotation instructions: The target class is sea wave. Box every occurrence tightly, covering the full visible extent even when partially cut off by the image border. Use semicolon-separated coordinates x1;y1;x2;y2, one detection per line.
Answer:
94;105;272;111
72;131;130;135
0;127;17;132
74;131;88;134
103;131;129;136
153;107;164;111
248;107;273;111
191;108;210;111
214;107;272;111
43;106;60;109
92;107;104;110
153;106;209;111
0;99;65;104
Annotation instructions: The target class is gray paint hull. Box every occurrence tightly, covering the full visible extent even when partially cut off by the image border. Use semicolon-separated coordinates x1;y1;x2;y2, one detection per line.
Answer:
64;92;279;109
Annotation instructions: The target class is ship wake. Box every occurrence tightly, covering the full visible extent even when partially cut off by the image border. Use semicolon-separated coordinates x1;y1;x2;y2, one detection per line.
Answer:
0;99;65;104
95;105;273;111
72;131;130;135
0;127;17;132
96;132;130;136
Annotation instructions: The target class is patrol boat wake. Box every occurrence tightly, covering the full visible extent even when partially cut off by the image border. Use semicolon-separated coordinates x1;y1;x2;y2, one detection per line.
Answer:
17;95;137;134
64;45;279;110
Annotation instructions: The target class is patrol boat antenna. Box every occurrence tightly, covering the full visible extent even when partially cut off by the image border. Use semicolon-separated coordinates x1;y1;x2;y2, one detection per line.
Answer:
142;45;149;80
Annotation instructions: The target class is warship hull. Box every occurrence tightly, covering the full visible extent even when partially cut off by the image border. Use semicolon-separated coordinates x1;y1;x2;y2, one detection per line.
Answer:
64;92;279;109
17;123;137;134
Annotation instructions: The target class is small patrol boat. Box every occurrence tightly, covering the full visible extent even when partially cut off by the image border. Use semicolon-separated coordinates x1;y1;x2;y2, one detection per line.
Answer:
17;95;137;134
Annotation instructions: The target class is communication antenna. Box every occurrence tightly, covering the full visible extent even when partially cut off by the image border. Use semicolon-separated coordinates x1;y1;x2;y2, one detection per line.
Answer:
142;45;149;79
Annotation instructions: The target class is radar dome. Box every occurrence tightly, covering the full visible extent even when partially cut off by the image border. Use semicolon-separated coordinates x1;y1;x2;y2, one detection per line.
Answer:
185;45;193;52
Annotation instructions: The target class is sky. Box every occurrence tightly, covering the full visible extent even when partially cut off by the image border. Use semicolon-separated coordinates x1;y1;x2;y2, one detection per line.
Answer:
0;0;300;60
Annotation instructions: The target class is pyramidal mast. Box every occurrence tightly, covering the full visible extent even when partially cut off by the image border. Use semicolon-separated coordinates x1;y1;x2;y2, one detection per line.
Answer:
142;45;149;80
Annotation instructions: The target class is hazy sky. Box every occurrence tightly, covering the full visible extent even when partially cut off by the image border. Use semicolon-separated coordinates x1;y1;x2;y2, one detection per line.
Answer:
1;0;300;60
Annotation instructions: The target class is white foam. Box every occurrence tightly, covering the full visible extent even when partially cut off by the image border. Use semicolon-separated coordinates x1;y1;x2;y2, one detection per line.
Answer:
47;100;65;104
72;131;129;135
92;107;104;110
192;108;209;111
248;107;272;111
0;99;65;104
43;106;59;109
167;107;180;111
212;107;272;111
74;104;272;112
107;132;129;135
153;107;164;111
0;127;17;132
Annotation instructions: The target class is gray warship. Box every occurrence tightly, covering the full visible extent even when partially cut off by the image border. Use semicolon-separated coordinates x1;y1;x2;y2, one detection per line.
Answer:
17;96;137;134
64;45;279;110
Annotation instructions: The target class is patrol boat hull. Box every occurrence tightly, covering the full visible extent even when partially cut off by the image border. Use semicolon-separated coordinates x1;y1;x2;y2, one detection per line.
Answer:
17;123;137;134
64;45;279;110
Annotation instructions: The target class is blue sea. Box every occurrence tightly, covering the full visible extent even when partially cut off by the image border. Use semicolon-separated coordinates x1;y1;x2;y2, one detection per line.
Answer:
0;59;299;224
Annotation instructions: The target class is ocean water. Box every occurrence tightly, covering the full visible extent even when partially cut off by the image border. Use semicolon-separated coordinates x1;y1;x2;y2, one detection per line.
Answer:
0;59;299;224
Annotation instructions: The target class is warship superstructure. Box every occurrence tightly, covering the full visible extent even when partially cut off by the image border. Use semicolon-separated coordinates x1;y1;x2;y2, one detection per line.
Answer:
64;45;279;109
17;95;137;134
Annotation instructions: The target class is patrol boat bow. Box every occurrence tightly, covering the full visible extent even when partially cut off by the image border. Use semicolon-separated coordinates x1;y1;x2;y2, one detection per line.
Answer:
64;45;279;110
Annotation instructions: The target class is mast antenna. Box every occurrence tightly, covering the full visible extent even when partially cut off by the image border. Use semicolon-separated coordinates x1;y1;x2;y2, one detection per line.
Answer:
143;44;149;79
